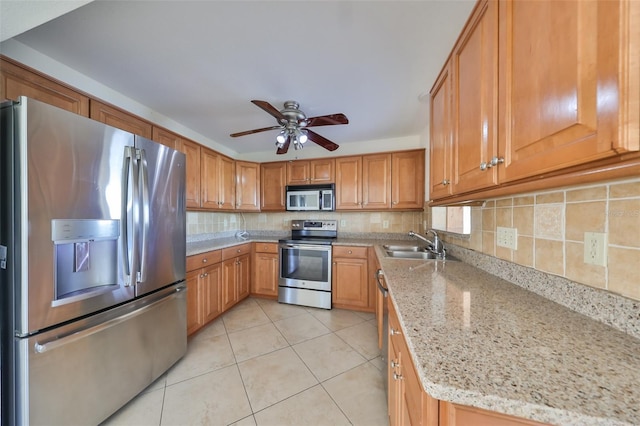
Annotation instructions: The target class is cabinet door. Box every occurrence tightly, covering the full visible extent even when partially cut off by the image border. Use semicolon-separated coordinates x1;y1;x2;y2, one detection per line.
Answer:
430;61;454;200
235;161;260;211
221;258;238;311
310;158;335;183
452;0;499;194
261;162;287;211
362;153;392;209
392;150;425;209
201;262;222;324
335;156;363;210
332;256;368;309
237;254;251;300
1;58;90;116
219;155;236;210
186;269;202;335
201;148;221;209
498;0;638;182
176;138;202;209
439;401;544;426
89;99;153;138
152;126;180;149
252;251;279;297
287;161;310;184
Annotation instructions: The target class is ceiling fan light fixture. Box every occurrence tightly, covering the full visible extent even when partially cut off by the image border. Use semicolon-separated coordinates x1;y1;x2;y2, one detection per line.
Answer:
276;130;287;144
298;129;308;144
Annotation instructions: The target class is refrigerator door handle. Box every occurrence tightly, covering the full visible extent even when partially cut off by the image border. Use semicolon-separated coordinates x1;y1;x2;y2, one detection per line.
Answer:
121;147;135;285
138;148;150;284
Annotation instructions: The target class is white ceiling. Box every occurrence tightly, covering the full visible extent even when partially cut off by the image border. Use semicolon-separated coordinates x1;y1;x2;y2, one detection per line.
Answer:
2;0;475;158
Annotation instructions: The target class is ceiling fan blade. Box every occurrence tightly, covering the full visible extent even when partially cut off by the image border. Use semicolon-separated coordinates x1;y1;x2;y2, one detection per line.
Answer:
276;135;291;155
307;129;339;151
251;100;286;122
306;113;349;127
230;125;281;137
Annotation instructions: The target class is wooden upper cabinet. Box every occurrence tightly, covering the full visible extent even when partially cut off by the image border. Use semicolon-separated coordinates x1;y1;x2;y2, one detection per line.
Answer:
201;148;235;210
176;138;202;209
430;60;454;200
335;156;363;210
152;126;181;149
362;153;392;209
90;99;153;139
392;150;425;209
287;158;335;184
0;57;89;116
235;161;260;211
261;162;287;211
451;0;499;195
497;0;639;182
309;158;335;183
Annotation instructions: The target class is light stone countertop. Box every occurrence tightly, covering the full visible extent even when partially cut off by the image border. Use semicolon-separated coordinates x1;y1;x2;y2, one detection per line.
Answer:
185;234;640;425
375;245;640;426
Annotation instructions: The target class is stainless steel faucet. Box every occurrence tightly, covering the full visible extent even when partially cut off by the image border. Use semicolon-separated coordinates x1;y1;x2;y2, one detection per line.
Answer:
408;230;446;259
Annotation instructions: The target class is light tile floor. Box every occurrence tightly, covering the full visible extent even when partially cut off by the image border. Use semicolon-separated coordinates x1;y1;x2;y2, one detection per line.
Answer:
102;297;388;426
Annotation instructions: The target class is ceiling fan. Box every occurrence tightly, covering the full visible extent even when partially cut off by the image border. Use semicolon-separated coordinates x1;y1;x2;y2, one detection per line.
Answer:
230;100;349;154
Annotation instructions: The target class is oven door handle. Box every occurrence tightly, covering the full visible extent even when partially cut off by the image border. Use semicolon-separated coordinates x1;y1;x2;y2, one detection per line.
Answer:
280;243;330;251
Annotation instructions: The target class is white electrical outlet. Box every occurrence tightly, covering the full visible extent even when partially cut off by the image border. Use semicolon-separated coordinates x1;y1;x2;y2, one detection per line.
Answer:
383;220;389;229
497;227;518;249
340;219;347;227
584;232;607;266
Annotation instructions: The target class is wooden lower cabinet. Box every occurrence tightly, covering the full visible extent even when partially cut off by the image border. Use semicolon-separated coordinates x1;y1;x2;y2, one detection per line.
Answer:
331;245;372;311
388;299;438;426
186;250;223;336
251;242;279;298
221;244;251;310
439;402;545;426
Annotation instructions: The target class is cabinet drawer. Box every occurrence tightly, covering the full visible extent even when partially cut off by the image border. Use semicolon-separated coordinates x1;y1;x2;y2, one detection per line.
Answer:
254;242;278;254
333;245;368;258
222;243;251;260
186;250;221;271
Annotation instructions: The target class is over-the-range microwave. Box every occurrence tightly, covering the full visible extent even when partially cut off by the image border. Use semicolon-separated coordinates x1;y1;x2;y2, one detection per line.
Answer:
286;184;335;211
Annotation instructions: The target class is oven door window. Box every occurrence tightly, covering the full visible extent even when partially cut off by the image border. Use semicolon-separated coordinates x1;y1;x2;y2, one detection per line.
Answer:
280;246;329;283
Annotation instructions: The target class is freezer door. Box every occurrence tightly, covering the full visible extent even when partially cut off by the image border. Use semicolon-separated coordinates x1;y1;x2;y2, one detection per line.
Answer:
15;283;187;426
11;98;137;335
133;136;186;296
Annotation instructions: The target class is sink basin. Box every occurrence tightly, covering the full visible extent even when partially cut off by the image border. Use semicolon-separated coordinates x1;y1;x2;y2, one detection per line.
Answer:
382;244;427;252
385;250;439;259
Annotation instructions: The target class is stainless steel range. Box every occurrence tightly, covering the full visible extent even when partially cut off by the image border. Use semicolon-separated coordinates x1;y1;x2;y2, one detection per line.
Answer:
278;220;337;309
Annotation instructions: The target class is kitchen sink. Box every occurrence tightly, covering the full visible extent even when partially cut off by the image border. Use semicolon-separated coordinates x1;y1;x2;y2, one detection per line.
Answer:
382;244;427;252
385;250;440;259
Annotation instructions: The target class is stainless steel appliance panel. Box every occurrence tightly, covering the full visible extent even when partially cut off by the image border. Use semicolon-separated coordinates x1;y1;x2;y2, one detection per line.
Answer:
17;98;136;335
15;283;187;426
132;136;186;297
278;285;331;310
279;243;332;291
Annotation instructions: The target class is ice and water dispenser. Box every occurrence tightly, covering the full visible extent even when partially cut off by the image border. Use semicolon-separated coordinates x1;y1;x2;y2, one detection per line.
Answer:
52;219;120;304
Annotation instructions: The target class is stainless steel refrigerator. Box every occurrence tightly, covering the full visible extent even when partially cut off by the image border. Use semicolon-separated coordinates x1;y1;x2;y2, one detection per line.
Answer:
0;97;187;425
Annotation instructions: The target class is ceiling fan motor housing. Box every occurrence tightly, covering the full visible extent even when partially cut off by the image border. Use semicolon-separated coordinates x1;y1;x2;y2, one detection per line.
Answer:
281;101;308;126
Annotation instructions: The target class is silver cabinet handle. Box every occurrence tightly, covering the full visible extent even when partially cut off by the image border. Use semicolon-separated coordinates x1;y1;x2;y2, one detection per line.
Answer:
393;373;403;380
491;156;505;166
480;162;489;171
390;328;401;336
390;360;399;368
442;179;450;186
375;269;388;293
202;258;208;263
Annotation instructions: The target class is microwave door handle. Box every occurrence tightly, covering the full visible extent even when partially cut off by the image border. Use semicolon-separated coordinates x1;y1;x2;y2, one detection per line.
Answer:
138;148;150;284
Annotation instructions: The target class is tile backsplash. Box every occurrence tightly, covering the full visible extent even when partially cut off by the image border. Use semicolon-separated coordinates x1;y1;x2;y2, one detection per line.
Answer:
440;177;640;302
